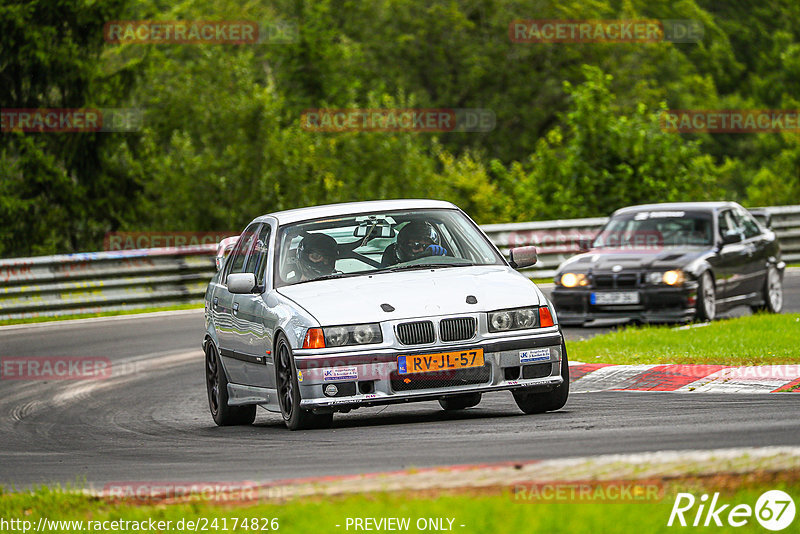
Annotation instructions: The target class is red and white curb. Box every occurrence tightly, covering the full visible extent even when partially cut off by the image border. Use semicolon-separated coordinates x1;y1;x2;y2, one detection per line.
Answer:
569;362;800;393
89;447;800;502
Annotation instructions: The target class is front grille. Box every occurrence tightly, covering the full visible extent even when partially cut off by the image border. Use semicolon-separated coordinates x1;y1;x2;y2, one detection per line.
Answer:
395;321;435;345
439;317;476;342
390;364;491;392
616;274;639;288
592;273;639;289
594;274;614;288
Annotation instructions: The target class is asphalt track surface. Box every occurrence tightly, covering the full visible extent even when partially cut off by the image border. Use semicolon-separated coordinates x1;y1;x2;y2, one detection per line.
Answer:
1;271;799;489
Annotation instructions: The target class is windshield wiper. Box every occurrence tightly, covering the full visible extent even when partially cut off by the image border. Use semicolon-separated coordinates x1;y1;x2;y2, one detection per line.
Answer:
299;271;365;283
386;262;472;272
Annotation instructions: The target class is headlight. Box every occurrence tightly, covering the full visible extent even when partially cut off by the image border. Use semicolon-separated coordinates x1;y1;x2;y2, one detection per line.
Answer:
646;272;664;285
488;307;541;332
558;272;588;288
663;270;685;286
353;324;378;344
325;326;349;346
322;324;383;347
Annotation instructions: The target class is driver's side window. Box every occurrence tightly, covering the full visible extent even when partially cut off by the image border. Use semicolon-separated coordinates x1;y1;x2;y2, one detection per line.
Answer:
734;208;761;239
246;224;272;287
223;223;260;284
718;210;738;239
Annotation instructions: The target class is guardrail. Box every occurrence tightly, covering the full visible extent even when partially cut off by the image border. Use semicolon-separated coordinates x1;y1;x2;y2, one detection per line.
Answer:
0;246;217;320
2;205;799;320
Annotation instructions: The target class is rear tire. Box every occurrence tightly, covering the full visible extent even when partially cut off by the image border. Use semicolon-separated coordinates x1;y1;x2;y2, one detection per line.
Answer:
275;333;333;431
513;341;569;414
695;271;716;322
751;265;783;314
205;343;257;426
438;392;482;411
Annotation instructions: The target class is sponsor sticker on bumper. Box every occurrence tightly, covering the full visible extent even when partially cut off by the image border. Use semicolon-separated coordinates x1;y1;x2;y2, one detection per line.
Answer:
322;367;358;381
520;348;551;363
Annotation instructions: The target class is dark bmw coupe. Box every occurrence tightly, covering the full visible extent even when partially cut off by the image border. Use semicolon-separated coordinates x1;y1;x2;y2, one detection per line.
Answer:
551;202;784;325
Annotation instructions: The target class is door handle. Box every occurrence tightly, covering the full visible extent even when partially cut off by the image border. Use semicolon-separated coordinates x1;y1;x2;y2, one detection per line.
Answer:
233;302;239;314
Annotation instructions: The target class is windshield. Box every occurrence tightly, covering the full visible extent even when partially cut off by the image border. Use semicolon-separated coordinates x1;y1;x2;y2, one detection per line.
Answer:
593;210;713;249
274;208;504;287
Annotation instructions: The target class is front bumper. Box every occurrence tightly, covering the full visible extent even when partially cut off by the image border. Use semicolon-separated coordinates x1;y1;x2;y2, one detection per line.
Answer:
293;330;564;412
552;282;699;324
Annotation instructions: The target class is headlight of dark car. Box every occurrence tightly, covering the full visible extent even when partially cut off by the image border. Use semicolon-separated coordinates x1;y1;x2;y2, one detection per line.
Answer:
488;306;554;332
646;270;686;286
556;272;588;288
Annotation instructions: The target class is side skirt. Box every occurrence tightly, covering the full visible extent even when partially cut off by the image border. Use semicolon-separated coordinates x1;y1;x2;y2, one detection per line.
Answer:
227;383;280;412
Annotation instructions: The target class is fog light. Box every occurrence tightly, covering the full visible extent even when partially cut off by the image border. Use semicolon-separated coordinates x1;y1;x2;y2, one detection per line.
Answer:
324;384;338;397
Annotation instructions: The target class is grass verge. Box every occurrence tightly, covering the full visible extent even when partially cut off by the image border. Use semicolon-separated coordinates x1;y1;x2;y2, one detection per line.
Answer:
568;313;800;365
1;477;797;534
0;303;203;327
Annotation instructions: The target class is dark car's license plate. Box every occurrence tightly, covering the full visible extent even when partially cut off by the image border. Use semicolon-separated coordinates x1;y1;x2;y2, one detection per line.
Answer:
591;292;640;305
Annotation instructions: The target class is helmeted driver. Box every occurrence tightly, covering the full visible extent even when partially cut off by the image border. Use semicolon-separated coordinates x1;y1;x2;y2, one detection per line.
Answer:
385;221;448;265
296;233;338;280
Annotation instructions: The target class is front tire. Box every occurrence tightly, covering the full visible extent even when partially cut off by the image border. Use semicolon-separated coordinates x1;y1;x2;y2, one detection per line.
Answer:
275;333;333;431
439;392;481;411
751;265;783;314
695;271;716;322
205;343;256;426
513;341;570;414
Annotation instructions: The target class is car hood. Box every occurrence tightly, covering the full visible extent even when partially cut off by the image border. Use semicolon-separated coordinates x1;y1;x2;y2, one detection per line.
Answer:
276;265;543;325
559;248;708;272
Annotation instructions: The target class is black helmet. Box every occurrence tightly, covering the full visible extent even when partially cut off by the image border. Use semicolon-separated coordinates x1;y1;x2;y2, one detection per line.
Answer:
297;233;338;278
396;221;440;262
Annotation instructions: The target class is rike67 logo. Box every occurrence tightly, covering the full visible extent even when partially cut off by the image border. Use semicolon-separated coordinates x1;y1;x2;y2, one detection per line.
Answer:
668;490;795;530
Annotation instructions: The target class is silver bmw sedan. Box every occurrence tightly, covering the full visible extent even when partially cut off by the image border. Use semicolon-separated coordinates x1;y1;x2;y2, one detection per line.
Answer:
203;199;568;430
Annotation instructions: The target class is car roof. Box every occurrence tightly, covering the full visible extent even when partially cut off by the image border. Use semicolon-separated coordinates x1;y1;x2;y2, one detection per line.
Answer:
255;199;459;225
612;201;740;216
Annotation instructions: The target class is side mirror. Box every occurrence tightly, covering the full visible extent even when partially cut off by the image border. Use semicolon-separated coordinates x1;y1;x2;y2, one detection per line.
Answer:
508;246;538;269
227;272;257;294
721;231;743;246
577;237;593;252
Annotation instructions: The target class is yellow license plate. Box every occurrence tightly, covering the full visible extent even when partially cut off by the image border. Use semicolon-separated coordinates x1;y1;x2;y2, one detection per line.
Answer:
398;349;484;375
